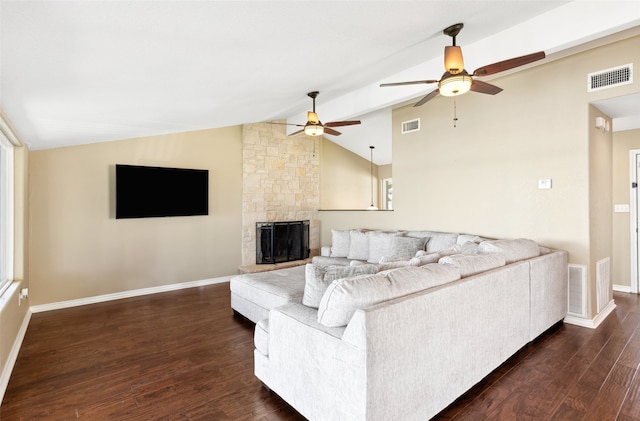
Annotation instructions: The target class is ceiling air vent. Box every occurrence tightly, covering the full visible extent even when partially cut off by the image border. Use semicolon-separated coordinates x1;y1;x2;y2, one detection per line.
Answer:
401;118;420;134
587;63;633;92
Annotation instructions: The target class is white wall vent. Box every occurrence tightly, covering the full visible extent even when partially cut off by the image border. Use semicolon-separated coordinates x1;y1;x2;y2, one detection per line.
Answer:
596;257;611;313
587;63;633;92
567;264;588;318
401;118;420;134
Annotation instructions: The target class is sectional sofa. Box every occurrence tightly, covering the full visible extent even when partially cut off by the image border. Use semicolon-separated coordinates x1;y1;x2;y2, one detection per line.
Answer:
230;229;568;420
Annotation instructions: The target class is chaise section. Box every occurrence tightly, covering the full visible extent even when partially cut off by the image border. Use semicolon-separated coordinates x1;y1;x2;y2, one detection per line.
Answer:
230;265;306;323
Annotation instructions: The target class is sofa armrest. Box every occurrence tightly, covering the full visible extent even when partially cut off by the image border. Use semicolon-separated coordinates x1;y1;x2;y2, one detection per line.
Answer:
258;303;366;420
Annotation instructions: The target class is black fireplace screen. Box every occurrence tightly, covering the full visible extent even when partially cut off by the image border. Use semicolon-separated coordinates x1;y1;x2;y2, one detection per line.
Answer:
256;220;310;264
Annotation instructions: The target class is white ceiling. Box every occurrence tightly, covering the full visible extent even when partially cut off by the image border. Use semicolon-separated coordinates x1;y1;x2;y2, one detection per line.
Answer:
1;1;640;165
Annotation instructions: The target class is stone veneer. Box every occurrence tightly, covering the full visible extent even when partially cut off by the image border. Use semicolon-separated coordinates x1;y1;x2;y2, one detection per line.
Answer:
241;122;320;265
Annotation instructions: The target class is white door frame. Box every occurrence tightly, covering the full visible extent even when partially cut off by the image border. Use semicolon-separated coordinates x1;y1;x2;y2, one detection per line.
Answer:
629;149;640;294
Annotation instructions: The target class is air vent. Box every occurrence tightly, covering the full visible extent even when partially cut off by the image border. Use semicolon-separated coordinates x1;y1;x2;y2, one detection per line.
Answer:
567;264;587;318
401;118;420;134
587;63;633;92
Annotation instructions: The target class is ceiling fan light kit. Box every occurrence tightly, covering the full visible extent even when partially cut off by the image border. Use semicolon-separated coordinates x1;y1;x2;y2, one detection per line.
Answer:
304;123;324;136
438;71;472;96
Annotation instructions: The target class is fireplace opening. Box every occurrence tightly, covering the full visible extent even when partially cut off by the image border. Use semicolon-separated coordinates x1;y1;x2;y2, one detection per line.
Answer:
256;220;309;264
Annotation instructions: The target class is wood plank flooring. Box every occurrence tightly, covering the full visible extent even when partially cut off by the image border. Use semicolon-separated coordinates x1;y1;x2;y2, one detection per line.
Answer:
2;284;639;420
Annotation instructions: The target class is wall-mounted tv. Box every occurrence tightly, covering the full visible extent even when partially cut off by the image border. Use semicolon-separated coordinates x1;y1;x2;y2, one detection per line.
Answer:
115;164;209;219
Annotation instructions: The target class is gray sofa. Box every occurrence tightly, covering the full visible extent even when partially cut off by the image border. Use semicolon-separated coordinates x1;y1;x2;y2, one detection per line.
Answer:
230;230;568;420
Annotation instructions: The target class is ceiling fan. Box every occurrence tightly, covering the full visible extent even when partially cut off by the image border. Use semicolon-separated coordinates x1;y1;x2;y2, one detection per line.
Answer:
380;23;545;106
273;91;361;136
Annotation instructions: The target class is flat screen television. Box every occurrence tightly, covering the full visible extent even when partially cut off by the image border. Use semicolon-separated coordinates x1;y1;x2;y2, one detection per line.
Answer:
115;164;209;219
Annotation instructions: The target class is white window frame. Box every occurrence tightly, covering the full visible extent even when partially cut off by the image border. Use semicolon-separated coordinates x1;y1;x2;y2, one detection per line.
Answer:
0;131;14;296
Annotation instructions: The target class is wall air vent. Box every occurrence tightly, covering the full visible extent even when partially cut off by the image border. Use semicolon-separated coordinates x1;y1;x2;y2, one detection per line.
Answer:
587;63;633;92
567;264;587;318
401;118;420;134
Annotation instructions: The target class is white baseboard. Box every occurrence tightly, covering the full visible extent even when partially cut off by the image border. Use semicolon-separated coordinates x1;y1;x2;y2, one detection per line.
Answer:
564;299;616;329
613;284;632;293
0;308;32;403
30;275;232;313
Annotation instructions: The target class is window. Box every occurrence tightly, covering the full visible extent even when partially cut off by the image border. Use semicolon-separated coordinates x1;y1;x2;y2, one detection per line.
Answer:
383;178;393;210
0;131;14;296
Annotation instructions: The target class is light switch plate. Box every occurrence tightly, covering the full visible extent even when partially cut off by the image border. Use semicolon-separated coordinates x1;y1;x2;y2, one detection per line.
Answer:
614;204;630;213
538;179;552;189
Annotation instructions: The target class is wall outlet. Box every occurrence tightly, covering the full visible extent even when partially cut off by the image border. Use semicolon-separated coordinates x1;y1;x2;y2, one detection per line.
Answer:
18;287;28;306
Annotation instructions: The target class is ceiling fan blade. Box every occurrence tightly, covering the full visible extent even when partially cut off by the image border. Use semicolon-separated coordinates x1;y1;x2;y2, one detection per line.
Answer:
323;127;342;136
470;79;503;95
472;51;545;77
380;80;439;87
325;120;361;128
414;89;440;107
288;129;305;136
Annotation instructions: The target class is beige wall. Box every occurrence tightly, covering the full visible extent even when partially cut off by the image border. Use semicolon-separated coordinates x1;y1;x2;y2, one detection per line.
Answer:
28;127;243;305
318;34;640;319
612;128;640;289
589;105;614;314
320;138;379;209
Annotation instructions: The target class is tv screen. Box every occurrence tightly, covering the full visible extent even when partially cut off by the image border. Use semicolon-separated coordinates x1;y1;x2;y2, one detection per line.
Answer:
115;164;209;219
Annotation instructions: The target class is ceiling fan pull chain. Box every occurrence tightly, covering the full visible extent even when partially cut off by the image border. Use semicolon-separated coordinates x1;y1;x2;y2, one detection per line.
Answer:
453;99;458;128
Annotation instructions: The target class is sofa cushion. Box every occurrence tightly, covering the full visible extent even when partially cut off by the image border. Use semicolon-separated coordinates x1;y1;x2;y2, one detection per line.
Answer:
438;253;506;277
387;236;427;261
317;264;461;327
347;230;370;260
478;238;540;264
303;263;378;308
367;231;401;263
229;265;306;312
330;229;351;257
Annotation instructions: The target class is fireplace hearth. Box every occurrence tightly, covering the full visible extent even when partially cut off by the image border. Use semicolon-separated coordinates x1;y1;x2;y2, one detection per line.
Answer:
256;220;310;264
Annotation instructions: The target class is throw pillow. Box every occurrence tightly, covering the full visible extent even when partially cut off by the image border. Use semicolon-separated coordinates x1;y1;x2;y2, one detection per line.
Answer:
438;253;506;277
317;265;461;327
330;229;351;257
478;238;540;264
347;230;370;260
303;263;378;308
412;252;441;266
388;236;427;261
367;231;401;263
426;233;459;253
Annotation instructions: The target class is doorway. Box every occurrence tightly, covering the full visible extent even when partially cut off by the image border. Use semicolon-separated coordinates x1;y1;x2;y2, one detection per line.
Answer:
629;149;640;294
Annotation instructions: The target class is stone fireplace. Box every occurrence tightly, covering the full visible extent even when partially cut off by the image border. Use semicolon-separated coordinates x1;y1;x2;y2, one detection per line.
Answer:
241;122;320;266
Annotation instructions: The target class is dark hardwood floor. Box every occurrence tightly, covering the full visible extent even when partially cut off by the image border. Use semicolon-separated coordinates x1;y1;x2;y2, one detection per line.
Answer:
2;284;640;420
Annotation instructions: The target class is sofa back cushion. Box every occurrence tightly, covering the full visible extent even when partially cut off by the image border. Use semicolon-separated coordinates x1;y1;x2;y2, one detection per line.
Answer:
367;231;402;263
478;238;540;264
316;264;461;327
438;253;506;277
347;230;370;260
303;263;378;308
330;229;351;257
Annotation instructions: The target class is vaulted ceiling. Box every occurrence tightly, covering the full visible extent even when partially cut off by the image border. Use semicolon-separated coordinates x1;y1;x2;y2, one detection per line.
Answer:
1;1;639;164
